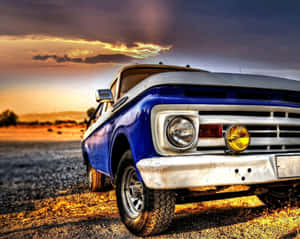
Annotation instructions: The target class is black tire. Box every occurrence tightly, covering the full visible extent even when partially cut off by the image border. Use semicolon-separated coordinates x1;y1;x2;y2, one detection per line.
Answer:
87;162;105;192
116;150;175;236
258;186;299;208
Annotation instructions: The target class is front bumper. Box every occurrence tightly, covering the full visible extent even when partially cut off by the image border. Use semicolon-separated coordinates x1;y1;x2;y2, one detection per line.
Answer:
136;153;300;189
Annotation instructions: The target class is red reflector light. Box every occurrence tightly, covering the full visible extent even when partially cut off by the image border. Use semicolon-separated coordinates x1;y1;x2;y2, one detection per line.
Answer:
199;124;223;138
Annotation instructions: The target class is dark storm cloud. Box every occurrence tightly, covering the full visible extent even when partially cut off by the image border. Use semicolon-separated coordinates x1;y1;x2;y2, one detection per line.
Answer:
0;0;174;43
32;54;135;64
0;0;76;37
162;0;300;71
2;0;300;71
2;0;300;44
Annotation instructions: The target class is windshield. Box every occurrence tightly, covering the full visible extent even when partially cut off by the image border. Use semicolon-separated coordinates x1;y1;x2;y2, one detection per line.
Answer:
119;67;200;98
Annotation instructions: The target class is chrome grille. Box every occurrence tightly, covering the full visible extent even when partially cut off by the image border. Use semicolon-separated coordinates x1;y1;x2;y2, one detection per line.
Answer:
197;108;300;154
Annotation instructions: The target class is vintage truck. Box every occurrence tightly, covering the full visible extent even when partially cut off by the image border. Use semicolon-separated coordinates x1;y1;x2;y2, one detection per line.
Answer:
82;64;300;236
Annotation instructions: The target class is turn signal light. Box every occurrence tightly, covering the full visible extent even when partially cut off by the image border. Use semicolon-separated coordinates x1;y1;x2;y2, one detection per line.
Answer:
199;124;223;138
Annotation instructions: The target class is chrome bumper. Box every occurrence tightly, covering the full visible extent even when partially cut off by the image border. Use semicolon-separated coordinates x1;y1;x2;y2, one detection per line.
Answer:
136;154;300;189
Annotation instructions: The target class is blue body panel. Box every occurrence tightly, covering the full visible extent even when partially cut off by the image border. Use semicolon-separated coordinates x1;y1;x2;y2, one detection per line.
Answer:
82;85;300;179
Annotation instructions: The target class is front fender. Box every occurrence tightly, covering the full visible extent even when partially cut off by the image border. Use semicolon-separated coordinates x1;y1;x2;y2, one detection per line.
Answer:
108;96;159;179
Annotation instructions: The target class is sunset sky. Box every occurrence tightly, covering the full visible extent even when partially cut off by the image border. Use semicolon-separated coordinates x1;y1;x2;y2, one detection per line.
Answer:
1;0;300;114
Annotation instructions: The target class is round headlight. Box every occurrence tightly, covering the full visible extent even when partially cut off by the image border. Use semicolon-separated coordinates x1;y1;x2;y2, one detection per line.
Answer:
167;117;196;148
226;125;250;152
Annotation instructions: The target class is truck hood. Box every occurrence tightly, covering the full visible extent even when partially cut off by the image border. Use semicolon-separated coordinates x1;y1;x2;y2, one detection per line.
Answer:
138;71;300;93
83;71;299;141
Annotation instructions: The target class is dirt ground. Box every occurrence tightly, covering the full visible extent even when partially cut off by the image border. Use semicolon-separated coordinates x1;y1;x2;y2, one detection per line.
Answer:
0;141;299;239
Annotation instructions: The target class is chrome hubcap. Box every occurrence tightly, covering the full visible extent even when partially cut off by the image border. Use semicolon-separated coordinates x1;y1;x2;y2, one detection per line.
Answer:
121;166;144;218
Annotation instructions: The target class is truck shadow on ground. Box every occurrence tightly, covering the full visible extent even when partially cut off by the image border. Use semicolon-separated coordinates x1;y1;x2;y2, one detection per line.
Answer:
164;205;266;236
1;203;266;238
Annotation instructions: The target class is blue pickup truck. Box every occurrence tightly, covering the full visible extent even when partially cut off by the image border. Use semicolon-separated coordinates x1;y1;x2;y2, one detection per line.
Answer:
82;64;300;236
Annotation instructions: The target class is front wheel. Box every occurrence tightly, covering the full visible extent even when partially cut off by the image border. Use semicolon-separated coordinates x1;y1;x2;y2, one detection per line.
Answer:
116;150;175;236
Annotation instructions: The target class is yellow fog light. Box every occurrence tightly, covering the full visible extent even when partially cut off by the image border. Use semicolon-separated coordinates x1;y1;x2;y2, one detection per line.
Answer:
226;125;250;153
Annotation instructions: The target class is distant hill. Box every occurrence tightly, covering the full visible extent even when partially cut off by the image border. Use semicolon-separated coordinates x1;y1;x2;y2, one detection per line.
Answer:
19;111;86;123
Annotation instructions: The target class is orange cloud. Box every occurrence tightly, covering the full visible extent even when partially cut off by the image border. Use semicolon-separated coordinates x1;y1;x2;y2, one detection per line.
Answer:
0;35;172;60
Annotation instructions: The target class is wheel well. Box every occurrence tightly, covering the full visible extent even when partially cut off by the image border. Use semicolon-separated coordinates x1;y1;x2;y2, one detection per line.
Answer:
111;134;131;177
83;151;89;165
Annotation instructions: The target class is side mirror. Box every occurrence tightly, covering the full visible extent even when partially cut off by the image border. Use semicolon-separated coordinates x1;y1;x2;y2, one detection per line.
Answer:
95;89;114;103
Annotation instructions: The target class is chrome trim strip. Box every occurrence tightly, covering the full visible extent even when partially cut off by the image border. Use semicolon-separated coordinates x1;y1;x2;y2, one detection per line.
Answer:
151;104;300;113
197;137;300;147
279;130;300;133
112;96;128;112
250;137;300;146
193;149;300;155
136;153;300;189
199;115;300;125
248;130;276;133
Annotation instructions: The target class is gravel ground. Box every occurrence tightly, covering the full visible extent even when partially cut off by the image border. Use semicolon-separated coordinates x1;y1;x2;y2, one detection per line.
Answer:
0;141;299;239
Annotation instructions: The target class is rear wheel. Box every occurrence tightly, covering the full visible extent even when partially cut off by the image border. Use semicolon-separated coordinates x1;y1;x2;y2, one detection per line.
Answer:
87;163;105;192
258;186;299;208
116;150;175;236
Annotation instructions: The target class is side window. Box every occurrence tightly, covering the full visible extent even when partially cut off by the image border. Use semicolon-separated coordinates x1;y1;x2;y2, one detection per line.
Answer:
111;79;118;100
107;78;118;111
